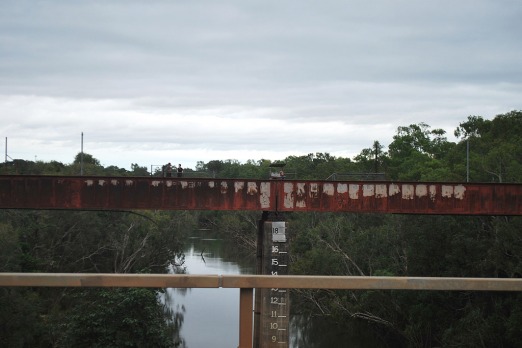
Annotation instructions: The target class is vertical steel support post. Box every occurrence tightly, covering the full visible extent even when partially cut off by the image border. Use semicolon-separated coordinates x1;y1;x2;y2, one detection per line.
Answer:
239;288;254;348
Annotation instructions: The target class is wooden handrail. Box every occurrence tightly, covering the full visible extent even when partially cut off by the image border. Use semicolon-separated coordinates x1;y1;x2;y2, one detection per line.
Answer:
1;273;522;291
3;273;521;348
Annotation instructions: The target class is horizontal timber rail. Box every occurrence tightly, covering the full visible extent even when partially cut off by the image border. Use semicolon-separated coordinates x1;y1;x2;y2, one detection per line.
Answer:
1;273;522;291
3;273;522;348
1;175;522;215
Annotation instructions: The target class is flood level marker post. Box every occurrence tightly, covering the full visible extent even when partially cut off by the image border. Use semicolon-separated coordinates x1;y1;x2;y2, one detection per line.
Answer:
255;213;290;348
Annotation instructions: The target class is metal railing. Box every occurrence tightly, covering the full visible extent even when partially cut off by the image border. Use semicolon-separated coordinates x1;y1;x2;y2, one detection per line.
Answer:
325;172;387;181
2;273;522;348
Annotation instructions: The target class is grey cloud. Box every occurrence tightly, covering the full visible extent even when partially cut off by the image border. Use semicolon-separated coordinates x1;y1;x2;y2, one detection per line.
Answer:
3;0;521;96
1;0;521;169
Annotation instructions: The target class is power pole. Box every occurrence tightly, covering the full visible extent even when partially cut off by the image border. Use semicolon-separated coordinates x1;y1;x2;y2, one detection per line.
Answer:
466;138;469;182
80;132;84;175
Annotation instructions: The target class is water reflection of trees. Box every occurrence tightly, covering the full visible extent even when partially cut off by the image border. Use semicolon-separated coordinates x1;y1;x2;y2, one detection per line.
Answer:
290;312;389;348
199;211;259;255
162;288;187;347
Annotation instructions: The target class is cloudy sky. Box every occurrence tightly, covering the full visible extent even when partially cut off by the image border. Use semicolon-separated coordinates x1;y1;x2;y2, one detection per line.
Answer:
1;0;521;171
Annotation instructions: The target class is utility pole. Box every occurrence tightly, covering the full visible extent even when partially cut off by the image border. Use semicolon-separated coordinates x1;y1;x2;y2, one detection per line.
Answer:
466;138;469;182
80;132;84;176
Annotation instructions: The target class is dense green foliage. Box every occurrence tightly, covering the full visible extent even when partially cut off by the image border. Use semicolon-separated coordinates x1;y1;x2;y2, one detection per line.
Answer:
289;213;522;347
1;110;521;347
0;208;193;347
287;111;522;347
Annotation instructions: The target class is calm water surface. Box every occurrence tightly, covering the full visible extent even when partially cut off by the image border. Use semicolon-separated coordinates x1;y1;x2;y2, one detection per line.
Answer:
165;229;384;348
165;230;255;348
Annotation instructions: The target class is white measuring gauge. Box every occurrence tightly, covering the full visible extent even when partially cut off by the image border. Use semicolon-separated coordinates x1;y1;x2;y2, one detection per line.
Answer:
261;221;290;347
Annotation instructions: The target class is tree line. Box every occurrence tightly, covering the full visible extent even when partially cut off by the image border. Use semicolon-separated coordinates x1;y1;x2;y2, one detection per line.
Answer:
1;110;521;347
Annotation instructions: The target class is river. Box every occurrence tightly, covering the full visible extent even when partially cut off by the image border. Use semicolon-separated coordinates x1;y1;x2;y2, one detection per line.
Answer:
164;229;255;348
164;229;384;348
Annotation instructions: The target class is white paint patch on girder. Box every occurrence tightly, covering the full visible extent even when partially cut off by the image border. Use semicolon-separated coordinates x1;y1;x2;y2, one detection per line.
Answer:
208;181;215;188
349;184;359;200
442;185;453;198
247;182;258;195
166;180;172;187
375;184;387;198
220;181;228;193
363;184;374;197
402;184;414;199
152;180;161;187
416;185;427;198
111;180;118;186
454;185;466;199
323;183;334;196
389;184;400;196
181;181;189;189
260;182;271;209
296;183;306;196
234;181;244;193
98;180;105;186
296;183;307;208
284;182;294;208
429;185;437;200
337;183;348;194
125;180;133;186
85;180;93;186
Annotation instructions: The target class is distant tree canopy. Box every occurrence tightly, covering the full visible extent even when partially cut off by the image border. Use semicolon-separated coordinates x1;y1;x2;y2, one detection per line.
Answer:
73;152;100;166
2;110;521;183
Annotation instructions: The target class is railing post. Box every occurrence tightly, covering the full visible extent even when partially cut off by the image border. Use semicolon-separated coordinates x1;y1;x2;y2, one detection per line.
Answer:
239;288;254;348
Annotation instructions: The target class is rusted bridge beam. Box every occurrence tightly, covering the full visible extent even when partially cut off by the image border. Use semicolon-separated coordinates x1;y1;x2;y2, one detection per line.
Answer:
0;175;521;215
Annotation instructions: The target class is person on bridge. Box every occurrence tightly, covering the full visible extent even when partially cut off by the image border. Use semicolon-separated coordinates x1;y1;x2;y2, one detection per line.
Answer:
166;163;173;177
177;164;183;178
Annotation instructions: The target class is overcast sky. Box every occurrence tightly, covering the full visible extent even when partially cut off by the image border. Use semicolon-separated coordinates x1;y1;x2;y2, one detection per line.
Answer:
1;0;521;171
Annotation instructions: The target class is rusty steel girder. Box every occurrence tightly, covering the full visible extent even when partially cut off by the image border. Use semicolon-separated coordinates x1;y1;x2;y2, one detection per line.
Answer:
0;175;521;215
